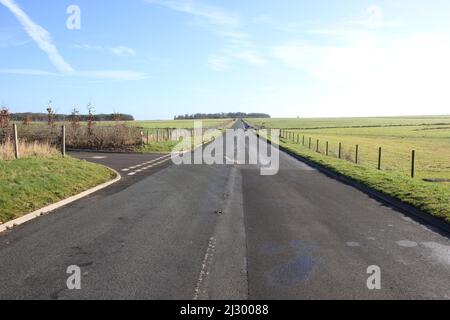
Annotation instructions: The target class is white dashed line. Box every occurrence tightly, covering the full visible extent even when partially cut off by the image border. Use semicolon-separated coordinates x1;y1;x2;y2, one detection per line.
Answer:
126;155;172;176
121;154;172;172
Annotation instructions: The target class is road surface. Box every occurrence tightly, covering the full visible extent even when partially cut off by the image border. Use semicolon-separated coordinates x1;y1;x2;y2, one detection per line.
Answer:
0;120;449;299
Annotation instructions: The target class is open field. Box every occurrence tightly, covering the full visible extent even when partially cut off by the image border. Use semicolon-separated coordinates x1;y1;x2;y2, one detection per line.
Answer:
247;116;450;223
0;156;115;223
282;125;450;180
249;115;450;129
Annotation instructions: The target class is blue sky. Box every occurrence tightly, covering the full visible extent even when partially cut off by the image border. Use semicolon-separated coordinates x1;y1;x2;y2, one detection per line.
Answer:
1;0;450;119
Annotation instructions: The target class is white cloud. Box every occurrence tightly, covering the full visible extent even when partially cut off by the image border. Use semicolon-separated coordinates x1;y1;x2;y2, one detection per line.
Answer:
0;69;149;81
110;46;136;57
272;32;450;116
147;0;264;70
146;0;241;28
0;1;143;81
73;44;103;51
0;69;60;76
74;44;137;57
0;0;74;74
78;70;146;81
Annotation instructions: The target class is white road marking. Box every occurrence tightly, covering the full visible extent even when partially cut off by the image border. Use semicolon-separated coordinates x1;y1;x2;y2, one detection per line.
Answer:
193;237;217;300
126;156;172;176
91;156;107;159
122;154;172;173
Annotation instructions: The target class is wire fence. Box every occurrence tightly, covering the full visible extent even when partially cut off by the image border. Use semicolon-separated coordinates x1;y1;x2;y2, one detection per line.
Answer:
280;129;450;181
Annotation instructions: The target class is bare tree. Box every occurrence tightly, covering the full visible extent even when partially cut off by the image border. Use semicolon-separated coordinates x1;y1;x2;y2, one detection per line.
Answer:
0;105;9;130
46;100;55;126
87;101;95;135
71;107;80;129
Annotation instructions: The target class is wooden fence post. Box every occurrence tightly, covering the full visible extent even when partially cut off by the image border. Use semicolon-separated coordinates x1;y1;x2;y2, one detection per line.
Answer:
339;142;342;159
378;147;382;170
13;123;19;159
411;150;416;178
355;144;359;164
61;125;66;157
316;139;319;153
326;141;329;156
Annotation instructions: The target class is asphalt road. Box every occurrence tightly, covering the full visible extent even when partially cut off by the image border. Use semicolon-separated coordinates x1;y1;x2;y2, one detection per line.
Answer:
0;120;449;299
67;151;173;193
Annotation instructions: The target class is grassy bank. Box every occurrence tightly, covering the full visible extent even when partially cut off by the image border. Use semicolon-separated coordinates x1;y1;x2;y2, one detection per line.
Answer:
0;156;115;223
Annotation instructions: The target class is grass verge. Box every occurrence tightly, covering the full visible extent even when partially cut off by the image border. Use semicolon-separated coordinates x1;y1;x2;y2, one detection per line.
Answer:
0;156;115;223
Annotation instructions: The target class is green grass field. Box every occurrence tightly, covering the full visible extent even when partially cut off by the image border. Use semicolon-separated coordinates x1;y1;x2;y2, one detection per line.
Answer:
248;116;450;223
249;115;450;129
0;156;115;223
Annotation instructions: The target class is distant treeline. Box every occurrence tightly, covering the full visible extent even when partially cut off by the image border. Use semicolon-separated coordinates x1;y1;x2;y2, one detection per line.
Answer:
174;113;271;120
10;113;135;122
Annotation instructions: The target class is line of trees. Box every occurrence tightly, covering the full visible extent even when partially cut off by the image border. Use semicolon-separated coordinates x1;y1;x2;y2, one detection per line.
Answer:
10;112;135;122
174;112;271;120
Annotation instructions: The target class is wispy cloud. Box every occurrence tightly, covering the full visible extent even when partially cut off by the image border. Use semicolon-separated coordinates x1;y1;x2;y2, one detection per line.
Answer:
0;68;149;81
147;0;265;70
0;0;144;81
0;0;74;74
74;44;137;57
110;46;136;57
78;70;146;81
0;69;60;76
146;0;241;29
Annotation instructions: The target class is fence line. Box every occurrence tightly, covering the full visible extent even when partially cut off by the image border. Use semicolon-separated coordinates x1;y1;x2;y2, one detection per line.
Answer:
281;130;418;178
